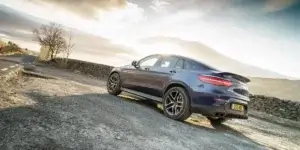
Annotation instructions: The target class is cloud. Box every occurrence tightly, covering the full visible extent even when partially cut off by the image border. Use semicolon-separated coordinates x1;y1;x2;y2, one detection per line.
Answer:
28;0;127;18
263;0;295;12
27;0;296;21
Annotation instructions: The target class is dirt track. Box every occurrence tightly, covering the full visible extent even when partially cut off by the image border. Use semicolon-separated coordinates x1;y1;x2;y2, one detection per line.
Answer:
0;68;299;150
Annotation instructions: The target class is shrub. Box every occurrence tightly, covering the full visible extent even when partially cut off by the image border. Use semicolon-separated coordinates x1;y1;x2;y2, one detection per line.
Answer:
0;41;21;54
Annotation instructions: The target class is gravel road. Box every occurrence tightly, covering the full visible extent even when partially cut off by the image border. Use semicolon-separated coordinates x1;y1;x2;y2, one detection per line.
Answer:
0;67;299;150
0;54;36;74
0;55;20;73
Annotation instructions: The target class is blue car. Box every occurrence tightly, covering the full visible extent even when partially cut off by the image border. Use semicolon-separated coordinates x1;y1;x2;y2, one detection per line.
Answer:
107;54;250;124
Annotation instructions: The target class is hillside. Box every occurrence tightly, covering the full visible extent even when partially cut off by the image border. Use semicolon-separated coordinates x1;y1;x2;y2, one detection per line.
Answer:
248;77;300;101
0;5;37;30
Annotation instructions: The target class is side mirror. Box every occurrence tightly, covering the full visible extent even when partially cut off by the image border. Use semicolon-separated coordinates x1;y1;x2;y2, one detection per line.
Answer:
132;61;138;67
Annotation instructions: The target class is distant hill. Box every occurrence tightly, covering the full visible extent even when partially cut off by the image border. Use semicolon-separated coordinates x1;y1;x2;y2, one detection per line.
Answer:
248;77;300;101
140;37;289;79
0;5;41;30
0;5;137;63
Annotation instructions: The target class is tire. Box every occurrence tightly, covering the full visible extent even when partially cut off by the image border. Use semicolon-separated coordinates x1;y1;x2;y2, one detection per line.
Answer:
107;72;122;96
207;117;228;125
163;87;191;121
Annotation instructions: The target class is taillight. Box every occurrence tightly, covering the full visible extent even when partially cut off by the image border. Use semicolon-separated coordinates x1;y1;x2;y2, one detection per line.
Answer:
198;75;232;87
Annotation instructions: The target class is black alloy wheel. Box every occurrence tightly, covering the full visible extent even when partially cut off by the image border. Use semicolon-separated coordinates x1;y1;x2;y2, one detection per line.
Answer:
163;87;191;121
107;73;122;95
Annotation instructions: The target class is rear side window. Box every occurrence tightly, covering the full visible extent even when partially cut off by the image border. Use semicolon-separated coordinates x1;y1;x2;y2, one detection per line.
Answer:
158;56;179;68
198;62;215;70
184;60;197;70
174;59;184;69
184;60;215;71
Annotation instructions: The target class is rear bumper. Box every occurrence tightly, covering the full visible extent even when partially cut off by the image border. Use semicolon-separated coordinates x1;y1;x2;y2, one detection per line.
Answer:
191;98;249;119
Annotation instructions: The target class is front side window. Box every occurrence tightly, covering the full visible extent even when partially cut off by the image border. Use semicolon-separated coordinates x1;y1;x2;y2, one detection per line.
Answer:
139;55;160;67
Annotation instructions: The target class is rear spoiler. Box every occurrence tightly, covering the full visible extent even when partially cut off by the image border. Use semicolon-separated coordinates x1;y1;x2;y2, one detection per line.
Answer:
217;72;251;83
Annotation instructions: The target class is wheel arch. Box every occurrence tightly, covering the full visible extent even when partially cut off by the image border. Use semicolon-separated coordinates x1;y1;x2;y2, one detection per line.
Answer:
108;70;119;76
108;70;123;83
107;70;122;95
108;67;122;78
163;82;191;102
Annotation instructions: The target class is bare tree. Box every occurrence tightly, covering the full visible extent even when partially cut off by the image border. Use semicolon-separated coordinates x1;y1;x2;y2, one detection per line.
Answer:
65;30;75;60
59;30;75;67
33;22;67;60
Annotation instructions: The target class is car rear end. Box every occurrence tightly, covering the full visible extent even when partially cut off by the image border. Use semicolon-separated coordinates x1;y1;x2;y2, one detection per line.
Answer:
189;71;251;119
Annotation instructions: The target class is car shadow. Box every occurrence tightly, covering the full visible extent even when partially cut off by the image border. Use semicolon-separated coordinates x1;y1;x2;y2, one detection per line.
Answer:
118;93;267;145
118;93;164;114
118;93;263;142
0;91;266;149
23;67;107;88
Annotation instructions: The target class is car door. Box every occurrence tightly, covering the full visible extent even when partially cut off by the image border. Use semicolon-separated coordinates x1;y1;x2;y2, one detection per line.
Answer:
144;56;184;97
121;55;162;93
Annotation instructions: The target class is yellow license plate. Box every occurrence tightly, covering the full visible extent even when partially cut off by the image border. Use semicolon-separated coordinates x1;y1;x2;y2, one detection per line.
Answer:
231;104;244;111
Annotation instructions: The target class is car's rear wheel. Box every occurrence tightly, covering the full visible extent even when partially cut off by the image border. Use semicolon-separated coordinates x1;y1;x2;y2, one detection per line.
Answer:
163;87;191;121
207;117;228;125
107;72;122;96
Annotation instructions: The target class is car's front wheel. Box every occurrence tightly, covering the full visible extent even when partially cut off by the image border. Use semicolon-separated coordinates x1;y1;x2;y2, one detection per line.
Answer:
163;87;191;121
107;72;122;96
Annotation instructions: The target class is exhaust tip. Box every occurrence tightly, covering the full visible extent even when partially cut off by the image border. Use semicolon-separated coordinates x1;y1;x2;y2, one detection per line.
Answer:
214;113;226;118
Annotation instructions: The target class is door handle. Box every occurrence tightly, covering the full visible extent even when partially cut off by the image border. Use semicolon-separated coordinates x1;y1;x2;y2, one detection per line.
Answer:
170;70;176;73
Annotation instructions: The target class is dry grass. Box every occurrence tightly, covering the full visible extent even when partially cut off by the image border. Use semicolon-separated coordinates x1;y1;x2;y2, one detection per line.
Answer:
0;76;21;108
0;40;6;47
248;77;300;101
0;40;22;55
0;74;33;109
0;40;37;56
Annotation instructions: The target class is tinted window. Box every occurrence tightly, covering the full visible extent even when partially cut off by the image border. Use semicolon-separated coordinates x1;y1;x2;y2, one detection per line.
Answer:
159;56;179;68
184;60;197;70
198;63;212;70
139;55;160;67
184;60;216;71
174;59;184;69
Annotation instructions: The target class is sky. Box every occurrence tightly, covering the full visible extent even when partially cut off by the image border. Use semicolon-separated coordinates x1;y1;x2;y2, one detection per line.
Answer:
0;0;300;78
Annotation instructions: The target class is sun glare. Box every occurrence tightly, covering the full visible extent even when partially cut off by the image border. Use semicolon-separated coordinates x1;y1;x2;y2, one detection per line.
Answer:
132;42;186;57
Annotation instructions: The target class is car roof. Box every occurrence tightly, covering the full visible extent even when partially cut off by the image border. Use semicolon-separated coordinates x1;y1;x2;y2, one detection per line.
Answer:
152;53;219;71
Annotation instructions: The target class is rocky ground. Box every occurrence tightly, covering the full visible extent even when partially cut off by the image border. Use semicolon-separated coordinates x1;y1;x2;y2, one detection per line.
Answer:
0;67;299;150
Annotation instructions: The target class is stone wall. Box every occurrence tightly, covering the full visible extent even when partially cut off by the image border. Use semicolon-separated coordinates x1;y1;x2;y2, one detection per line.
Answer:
45;59;300;121
49;58;113;79
249;95;300;121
